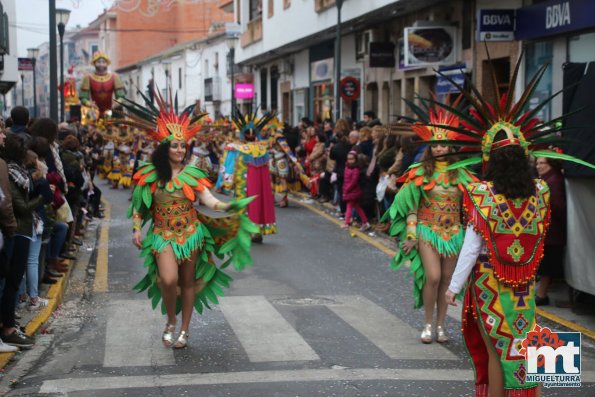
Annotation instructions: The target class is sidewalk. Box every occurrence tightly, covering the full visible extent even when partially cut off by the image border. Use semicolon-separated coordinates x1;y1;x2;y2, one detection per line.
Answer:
0;218;102;370
289;192;595;340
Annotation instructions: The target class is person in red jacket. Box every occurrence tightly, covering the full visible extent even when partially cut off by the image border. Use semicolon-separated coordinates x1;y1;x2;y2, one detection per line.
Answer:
341;151;370;231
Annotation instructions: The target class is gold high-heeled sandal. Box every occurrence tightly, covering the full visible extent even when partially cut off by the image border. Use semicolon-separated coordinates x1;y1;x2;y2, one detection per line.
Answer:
173;330;189;349
420;323;433;344
436;325;448;343
162;323;176;347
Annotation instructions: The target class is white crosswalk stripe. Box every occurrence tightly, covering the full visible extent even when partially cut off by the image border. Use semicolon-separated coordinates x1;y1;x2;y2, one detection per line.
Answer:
326;295;458;360
219;295;320;362
104;300;175;367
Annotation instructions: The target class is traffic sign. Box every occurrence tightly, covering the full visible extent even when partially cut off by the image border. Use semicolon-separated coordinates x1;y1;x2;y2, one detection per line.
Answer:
340;76;360;102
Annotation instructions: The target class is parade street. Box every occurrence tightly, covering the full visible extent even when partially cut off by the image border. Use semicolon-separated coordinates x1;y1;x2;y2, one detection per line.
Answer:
2;186;594;397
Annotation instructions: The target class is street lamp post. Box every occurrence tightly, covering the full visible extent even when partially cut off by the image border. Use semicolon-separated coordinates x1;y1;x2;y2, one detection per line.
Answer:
226;35;238;118
334;0;344;122
56;8;71;122
27;48;40;117
49;0;58;121
20;73;25;106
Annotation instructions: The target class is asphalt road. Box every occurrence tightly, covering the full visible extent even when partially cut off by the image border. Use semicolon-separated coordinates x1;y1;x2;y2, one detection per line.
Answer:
5;182;595;396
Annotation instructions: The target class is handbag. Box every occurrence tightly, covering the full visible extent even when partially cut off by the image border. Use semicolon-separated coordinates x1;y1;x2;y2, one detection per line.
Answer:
55;200;74;223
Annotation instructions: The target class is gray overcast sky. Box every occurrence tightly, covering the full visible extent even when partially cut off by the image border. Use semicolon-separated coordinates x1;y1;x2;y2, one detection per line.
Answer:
15;0;114;57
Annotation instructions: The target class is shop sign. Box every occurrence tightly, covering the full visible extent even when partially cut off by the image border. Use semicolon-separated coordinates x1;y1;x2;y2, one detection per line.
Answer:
477;9;515;41
369;42;395;68
310;58;334;82
17;57;33;71
235;83;254;99
435;64;466;96
339;76;360;102
516;0;595;40
404;26;457;67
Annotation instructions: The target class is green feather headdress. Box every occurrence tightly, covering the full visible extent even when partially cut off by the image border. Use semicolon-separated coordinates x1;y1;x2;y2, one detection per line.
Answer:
422;44;595;173
232;107;275;141
113;88;208;144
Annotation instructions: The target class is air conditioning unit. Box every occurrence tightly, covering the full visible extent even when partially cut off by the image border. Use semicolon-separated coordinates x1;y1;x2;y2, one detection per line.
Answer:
356;30;373;58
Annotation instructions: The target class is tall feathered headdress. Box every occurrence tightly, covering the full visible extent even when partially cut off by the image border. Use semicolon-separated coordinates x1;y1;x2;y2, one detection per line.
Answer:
388;94;468;145
425;45;595;173
232;107;275;141
113;89;208;144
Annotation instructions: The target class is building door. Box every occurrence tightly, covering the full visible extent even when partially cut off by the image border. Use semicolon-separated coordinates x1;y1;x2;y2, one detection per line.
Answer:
271;66;279;112
281;81;291;123
313;82;333;123
365;82;379;117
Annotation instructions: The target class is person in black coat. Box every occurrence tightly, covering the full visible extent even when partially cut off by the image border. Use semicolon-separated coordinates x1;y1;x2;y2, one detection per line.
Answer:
329;130;352;216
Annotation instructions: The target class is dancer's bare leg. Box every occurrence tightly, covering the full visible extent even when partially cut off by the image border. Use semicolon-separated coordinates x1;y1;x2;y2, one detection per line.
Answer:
156;245;178;326
419;241;441;325
178;252;198;333
477;320;505;397
436;256;457;327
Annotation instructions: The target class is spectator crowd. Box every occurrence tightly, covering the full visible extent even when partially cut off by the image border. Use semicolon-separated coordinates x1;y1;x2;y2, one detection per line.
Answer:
0;106;104;352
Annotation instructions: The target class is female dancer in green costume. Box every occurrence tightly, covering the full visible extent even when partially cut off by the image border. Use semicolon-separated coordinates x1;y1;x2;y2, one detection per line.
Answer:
120;92;257;349
384;101;476;343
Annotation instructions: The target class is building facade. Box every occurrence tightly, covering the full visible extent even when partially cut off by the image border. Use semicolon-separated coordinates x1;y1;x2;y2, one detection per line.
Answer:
97;0;234;71
117;27;239;119
233;0;472;125
0;0;18;117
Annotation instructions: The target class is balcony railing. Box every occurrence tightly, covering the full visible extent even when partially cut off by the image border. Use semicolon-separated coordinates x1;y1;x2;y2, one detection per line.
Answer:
240;16;263;48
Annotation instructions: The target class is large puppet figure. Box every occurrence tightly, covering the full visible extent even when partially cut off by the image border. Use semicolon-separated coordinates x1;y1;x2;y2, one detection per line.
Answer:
216;110;277;242
80;51;125;116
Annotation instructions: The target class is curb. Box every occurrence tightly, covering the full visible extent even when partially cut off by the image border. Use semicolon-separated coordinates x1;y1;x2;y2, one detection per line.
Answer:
289;192;595;340
0;208;106;370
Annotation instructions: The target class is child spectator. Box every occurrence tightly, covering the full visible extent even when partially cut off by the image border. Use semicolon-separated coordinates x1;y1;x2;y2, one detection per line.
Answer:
341;150;370;231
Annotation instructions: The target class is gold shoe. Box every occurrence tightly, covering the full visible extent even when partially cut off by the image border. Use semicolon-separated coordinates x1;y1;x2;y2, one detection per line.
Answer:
436;325;448;343
173;330;189;349
420;324;433;344
162;323;176;347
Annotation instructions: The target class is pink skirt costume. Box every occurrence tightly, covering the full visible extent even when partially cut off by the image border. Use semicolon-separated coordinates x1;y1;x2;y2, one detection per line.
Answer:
232;142;277;235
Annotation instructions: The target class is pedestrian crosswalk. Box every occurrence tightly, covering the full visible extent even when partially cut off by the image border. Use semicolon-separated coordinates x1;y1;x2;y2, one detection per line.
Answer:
103;295;460;368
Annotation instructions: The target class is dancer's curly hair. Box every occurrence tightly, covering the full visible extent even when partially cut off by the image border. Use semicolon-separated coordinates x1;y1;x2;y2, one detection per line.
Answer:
485;130;534;199
152;141;173;184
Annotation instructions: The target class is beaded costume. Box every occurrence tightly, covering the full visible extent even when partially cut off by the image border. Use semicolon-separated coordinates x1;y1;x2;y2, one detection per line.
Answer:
384;101;477;308
436;49;595;396
117;92;257;314
216;111;278;236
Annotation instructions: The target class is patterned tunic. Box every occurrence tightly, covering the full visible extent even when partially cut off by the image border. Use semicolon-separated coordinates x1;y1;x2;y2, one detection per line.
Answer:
460;180;550;397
